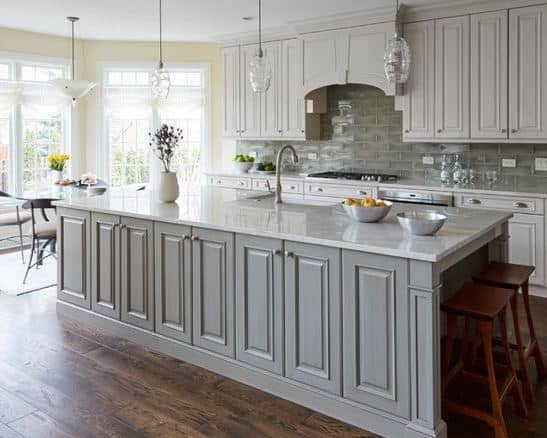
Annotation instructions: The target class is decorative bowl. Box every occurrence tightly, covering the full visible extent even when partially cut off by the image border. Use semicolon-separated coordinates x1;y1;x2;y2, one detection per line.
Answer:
342;200;392;223
232;161;254;174
396;211;447;236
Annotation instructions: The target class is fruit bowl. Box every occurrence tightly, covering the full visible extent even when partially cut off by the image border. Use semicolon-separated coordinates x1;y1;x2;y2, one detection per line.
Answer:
232;161;254;174
342;200;392;223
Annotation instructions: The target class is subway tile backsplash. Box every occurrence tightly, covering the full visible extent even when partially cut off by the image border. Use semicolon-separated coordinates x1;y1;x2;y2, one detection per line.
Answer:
237;84;547;186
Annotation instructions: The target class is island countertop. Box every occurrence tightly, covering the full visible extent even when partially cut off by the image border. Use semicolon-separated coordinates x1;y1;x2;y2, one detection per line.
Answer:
53;186;512;262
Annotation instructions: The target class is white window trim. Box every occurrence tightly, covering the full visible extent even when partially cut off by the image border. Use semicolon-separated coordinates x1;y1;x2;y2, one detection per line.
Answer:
97;61;211;186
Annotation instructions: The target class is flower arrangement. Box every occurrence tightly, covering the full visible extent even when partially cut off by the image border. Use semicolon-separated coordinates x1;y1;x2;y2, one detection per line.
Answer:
149;124;184;173
47;154;70;171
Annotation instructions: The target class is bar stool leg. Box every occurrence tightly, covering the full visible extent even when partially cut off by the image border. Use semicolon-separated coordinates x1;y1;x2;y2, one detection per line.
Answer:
521;281;546;378
509;293;534;402
443;313;458;395
499;307;528;418
479;319;508;438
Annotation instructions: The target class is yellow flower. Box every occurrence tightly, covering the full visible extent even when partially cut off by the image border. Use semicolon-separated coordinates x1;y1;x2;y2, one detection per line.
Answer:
48;154;70;171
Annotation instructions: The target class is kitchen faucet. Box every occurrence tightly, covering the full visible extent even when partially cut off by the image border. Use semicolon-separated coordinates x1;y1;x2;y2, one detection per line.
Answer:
275;145;299;204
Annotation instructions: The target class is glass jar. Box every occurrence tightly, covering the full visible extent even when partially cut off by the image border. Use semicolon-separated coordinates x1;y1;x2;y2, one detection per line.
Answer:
331;100;354;143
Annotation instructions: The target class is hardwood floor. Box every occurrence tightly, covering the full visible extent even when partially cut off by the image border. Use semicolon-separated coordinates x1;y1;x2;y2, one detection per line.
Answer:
0;287;545;437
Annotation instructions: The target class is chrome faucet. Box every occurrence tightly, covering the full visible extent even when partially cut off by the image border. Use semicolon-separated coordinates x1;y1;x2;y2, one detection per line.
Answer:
275;145;299;204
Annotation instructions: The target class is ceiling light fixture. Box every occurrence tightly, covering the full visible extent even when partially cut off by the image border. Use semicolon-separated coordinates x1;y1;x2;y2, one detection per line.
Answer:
384;0;411;85
249;0;271;93
150;0;170;99
49;17;96;105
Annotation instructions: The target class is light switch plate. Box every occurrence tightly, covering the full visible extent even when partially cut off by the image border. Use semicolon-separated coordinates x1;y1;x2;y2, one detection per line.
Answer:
307;152;318;160
422;156;434;166
502;158;516;168
536;158;547;171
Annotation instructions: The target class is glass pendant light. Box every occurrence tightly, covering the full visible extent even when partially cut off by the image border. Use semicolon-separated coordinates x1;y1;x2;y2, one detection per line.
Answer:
49;17;96;104
384;0;411;84
150;0;170;99
249;0;271;93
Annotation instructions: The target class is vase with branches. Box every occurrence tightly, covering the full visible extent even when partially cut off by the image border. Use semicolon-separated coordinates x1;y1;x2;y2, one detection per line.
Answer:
149;124;183;202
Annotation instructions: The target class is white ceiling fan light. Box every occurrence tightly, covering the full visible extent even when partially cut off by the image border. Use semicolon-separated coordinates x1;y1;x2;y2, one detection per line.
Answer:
49;17;96;105
150;0;171;100
249;0;271;93
384;0;411;85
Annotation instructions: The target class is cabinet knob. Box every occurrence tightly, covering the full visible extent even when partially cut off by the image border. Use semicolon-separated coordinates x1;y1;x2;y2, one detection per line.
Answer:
514;202;528;209
278;129;283;134
501;129;507;133
511;129;518;134
191;235;199;241
290;186;296;190
239;181;245;186
468;199;481;205
181;234;188;240
359;190;368;196
301;129;305;133
284;251;294;258
404;129;410;134
437;129;442;133
273;249;282;256
316;187;323;192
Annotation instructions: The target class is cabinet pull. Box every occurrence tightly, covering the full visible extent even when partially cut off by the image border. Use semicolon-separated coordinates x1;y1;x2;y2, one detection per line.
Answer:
284;251;294;258
514;202;528;209
501;129;507;133
316;187;324;192
468;199;481;205
359;190;368;196
404;129;410;134
217;180;222;185
290;186;296;190
181;234;188;240
511;129;518;134
273;249;282;256
437;129;442;133
191;236;199;241
238;181;245;186
278;129;283;134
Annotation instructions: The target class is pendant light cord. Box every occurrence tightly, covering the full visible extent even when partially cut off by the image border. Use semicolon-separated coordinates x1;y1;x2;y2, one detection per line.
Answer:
71;20;75;80
258;0;263;58
159;0;164;68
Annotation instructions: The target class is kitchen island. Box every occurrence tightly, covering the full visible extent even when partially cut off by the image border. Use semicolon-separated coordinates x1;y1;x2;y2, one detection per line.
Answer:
53;187;512;438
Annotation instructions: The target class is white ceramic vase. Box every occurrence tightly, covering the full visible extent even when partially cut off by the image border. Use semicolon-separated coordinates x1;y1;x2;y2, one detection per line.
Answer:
50;170;62;184
158;171;179;203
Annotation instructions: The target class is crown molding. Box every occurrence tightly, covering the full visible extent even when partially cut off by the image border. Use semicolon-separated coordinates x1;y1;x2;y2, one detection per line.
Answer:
215;26;296;47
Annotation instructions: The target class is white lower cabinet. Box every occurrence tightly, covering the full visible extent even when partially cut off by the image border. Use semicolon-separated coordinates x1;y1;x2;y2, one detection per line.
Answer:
508;214;545;286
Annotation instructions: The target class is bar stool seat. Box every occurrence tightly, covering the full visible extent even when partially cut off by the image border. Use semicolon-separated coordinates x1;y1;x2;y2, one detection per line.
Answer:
441;283;527;438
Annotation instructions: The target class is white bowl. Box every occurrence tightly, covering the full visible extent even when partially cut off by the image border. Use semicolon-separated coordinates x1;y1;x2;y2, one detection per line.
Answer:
232;161;254;174
397;211;447;236
342;200;392;223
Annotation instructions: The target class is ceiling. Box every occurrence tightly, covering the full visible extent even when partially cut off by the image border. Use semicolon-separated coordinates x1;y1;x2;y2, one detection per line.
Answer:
1;0;447;42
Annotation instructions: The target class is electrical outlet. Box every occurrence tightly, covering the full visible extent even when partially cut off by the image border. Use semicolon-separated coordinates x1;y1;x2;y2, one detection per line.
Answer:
307;152;318;160
248;151;257;158
422;156;434;166
502;158;516;168
535;158;547;171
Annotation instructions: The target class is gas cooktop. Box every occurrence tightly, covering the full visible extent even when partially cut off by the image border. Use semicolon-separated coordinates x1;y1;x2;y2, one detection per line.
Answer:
307;171;398;182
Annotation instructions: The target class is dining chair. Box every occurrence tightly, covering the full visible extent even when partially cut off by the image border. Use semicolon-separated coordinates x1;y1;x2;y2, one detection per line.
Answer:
23;198;57;284
0;190;31;263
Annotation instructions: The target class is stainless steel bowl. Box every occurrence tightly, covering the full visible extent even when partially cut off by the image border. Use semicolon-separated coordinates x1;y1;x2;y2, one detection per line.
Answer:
342;201;392;223
396;211;447;236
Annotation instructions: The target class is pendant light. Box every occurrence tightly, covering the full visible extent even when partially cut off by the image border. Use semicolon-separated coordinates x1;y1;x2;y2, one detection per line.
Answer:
150;0;171;99
249;0;271;93
49;17;96;104
384;0;411;85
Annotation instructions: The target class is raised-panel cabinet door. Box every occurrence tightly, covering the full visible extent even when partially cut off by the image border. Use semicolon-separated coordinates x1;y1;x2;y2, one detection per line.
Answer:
509;214;545;286
261;41;283;138
240;44;261;138
154;222;192;343
57;208;91;309
91;213;120;319
282;39;305;139
192;228;235;357
302;30;349;96
435;16;470;139
235;235;283;374
120;217;154;331
221;46;241;137
509;5;547;140
285;241;341;395
342;251;410;419
402;21;435;140
471;11;508;139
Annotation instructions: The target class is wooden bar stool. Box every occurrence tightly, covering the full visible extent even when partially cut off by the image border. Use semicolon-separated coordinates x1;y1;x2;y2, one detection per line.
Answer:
441;283;528;438
473;262;546;401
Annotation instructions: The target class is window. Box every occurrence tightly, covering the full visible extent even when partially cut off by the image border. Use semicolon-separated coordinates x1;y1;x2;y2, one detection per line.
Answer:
0;117;9;192
102;64;209;187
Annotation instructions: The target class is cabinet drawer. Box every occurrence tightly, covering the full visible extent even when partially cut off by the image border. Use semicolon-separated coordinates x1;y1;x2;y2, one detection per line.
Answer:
455;194;544;215
209;176;250;189
252;178;303;194
305;183;376;199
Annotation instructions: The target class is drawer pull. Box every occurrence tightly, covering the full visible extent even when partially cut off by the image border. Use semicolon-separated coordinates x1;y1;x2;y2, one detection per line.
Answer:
468;199;481;205
191;236;199;241
359;190;368;196
514;202;528;209
238;181;245;186
290;186;296;190
217;180;222;184
316;187;324;192
273;249;282;256
284;251;294;258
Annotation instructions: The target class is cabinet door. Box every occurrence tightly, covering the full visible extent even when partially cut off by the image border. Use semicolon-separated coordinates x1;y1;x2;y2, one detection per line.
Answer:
302;30;348;95
235;235;284;374
91;212;120;319
57;208;91;309
120;217;154;330
342;251;410;419
239;44;261;138
509;5;547;140
471;11;508;139
509;214;545;286
282;39;305;139
192;228;235;357
285;242;341;395
261;41;283;138
155;222;192;343
402;21;435;140
221;46;241;137
435;16;470;139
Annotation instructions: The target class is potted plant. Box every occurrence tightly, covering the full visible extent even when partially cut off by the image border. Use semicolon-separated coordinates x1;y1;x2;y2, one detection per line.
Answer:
47;153;70;183
149;124;183;203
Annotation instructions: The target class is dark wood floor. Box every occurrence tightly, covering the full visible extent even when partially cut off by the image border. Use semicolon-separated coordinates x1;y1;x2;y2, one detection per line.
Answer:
0;287;545;437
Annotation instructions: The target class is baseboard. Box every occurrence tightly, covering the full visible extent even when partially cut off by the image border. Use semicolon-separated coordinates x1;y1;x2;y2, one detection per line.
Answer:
529;285;547;298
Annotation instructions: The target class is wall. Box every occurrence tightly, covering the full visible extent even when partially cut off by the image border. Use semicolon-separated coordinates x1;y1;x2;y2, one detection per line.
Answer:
237;84;547;187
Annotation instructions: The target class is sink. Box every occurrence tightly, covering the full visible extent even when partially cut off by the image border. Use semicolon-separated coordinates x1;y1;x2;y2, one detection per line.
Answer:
249;194;338;207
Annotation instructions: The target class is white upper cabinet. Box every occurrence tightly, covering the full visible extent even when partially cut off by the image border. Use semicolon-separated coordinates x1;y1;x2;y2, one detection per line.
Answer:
471;11;508;140
509;5;547;140
260;41;283;138
402;20;435;140
282;39;306;138
302;29;349;95
347;22;395;96
221;46;240;137
435;16;470;139
239;44;261;138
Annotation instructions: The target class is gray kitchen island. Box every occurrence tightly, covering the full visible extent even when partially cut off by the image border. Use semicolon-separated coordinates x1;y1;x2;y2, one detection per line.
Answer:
53;187;512;438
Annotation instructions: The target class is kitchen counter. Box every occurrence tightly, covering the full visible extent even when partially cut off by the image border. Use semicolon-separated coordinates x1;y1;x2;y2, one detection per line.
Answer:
52;186;511;262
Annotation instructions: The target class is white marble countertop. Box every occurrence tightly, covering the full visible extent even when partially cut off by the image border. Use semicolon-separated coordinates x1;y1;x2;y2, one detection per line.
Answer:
53;186;512;263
